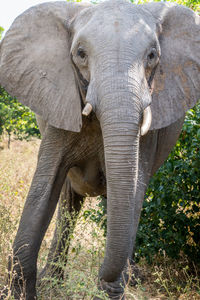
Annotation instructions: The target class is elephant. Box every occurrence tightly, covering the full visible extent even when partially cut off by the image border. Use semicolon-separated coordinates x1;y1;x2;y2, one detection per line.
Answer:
0;0;199;299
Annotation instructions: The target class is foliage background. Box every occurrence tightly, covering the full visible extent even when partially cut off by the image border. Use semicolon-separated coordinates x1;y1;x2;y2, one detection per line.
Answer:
0;87;40;145
135;104;200;265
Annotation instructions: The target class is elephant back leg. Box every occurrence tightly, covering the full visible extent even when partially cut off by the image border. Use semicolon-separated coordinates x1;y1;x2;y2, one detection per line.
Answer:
38;177;84;281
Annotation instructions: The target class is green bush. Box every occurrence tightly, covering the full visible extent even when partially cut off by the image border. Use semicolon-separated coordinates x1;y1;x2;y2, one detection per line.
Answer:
0;86;40;144
83;196;107;237
0;27;3;40
135;103;200;264
130;0;200;13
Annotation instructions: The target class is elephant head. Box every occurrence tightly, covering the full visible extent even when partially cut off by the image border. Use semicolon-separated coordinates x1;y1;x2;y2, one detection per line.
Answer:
0;0;199;298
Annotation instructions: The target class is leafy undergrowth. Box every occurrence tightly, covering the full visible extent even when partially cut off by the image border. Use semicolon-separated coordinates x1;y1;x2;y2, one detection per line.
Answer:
0;138;199;299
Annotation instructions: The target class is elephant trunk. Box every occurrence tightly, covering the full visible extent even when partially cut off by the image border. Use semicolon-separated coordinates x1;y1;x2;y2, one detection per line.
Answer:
98;88;141;282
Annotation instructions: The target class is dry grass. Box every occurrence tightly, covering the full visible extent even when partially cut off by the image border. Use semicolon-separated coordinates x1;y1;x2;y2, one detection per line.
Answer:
0;138;199;299
0;138;40;285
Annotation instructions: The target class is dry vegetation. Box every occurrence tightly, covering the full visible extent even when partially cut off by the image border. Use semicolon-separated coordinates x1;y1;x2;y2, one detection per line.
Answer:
0;138;199;299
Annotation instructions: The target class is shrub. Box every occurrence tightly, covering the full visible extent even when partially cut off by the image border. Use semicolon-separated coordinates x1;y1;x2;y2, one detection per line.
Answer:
135;103;200;264
0;86;40;146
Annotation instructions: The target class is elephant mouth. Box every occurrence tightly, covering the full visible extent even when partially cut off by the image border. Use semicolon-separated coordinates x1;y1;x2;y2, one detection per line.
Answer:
82;102;152;136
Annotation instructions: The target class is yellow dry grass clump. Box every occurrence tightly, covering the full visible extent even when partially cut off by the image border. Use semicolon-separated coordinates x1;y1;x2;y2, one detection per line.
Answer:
0;139;40;282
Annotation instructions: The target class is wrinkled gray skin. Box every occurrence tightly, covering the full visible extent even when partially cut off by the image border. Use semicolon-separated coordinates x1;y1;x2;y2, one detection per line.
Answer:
0;0;199;299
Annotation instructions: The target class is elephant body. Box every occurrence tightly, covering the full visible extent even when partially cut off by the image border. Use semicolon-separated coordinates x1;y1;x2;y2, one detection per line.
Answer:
36;113;185;291
37;114;107;197
0;0;199;299
37;114;184;200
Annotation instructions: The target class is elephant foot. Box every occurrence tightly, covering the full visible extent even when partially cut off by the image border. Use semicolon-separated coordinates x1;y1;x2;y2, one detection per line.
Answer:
95;261;143;299
97;277;126;300
12;284;37;300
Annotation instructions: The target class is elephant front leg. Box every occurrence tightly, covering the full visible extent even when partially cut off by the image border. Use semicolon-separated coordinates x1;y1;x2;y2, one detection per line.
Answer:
8;126;69;300
38;178;84;282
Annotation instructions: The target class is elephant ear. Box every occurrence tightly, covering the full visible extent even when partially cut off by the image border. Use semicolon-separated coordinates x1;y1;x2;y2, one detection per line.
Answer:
0;2;90;132
144;2;200;130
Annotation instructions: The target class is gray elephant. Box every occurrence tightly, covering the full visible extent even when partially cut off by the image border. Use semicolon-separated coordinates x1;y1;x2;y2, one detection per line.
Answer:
0;0;199;299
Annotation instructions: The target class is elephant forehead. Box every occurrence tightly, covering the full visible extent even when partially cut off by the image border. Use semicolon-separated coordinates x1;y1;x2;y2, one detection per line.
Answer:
73;4;157;50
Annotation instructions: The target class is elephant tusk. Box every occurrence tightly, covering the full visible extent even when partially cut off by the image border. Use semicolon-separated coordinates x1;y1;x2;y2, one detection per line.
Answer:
82;103;93;116
141;105;152;136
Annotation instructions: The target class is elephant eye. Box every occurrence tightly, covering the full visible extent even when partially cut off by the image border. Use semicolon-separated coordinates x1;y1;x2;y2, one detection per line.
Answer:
147;48;158;67
77;47;86;59
148;52;155;60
